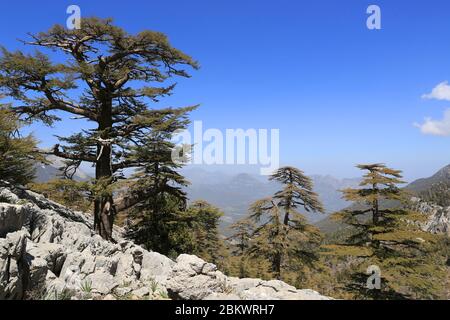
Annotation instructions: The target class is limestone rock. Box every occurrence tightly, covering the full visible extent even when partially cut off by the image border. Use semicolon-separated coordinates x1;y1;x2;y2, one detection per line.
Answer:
166;254;229;300
0;230;28;299
0;204;27;237
411;197;450;236
0;181;333;300
131;286;150;298
140;251;174;284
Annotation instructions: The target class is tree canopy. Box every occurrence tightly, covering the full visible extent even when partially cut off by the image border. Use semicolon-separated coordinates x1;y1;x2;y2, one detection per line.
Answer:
0;18;198;240
0;105;44;185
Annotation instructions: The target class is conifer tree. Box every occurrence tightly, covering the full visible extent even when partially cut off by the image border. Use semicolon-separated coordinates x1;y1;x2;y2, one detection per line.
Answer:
228;219;254;256
323;163;447;299
188;200;228;267
0;105;44;185
124;109;191;256
228;218;276;279
228;218;267;278
0;18;198;240
248;166;324;280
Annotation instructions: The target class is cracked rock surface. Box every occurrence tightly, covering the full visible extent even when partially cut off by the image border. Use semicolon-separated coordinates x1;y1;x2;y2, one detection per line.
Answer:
411;197;450;236
0;181;332;300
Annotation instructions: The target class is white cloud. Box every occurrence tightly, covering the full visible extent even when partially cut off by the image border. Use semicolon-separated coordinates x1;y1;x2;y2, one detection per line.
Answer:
422;81;450;101
414;108;450;136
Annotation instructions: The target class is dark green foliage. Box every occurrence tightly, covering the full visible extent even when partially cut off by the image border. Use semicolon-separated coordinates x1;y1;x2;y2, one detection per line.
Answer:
323;164;448;299
187;200;230;269
124;109;190;256
0;106;44;185
241;166;325;280
227;219;273;278
228;219;254;256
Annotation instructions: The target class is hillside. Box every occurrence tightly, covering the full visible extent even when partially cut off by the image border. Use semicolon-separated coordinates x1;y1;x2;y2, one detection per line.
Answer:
407;165;450;193
34;156;90;183
406;165;450;207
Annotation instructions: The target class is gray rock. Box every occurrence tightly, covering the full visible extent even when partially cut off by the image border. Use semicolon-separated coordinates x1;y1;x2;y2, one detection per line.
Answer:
0;230;28;299
114;286;132;296
166;254;228;300
0;204;27;237
204;293;241;300
0;186;20;204
132;286;150;298
140;251;174;284
26;242;66;276
86;272;118;295
103;294;116;300
411;197;450;236
166;256;333;300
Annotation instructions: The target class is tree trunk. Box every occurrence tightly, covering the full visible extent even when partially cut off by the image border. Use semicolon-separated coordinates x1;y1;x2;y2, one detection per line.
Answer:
273;252;282;280
93;100;115;241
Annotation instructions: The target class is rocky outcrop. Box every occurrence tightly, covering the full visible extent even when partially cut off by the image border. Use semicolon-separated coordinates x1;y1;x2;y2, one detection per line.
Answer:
0;181;332;300
411;197;450;236
166;254;330;300
0;230;28;299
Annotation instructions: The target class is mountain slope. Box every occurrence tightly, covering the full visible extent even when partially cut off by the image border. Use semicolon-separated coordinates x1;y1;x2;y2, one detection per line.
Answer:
407;165;450;193
406;165;450;207
34;155;90;183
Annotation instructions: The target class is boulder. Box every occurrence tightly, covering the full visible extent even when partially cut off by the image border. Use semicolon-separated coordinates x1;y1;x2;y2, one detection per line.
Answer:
166;256;333;300
140;251;174;284
0;229;28;299
166;254;228;300
0;204;27;237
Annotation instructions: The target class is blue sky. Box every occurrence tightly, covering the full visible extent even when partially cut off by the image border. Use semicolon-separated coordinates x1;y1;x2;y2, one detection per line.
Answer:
1;0;450;181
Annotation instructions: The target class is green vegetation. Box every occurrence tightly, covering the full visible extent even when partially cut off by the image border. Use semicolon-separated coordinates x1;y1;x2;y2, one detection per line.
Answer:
227;166;325;285
29;179;93;212
417;181;450;207
222;164;449;299
322;164;448;299
0;105;45;185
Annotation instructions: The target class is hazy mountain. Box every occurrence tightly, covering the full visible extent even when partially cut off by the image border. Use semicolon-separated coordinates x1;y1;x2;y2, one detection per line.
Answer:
34;155;90;183
406;165;450;192
182;168;360;233
310;175;360;213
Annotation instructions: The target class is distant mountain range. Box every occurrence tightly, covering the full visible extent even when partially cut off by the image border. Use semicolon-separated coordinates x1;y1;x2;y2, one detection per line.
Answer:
182;168;360;233
36;160;450;237
34;156;90;183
